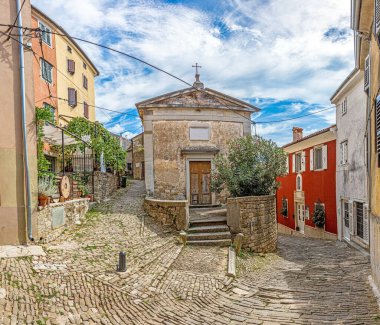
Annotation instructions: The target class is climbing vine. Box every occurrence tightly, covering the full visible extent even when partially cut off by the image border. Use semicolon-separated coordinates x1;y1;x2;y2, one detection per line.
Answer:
35;106;54;177
66;117;127;172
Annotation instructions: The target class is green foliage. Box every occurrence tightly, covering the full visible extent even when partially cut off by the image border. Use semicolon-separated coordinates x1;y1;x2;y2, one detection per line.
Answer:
312;202;326;228
35;107;54;177
212;135;287;197
66;117;127;172
38;175;56;196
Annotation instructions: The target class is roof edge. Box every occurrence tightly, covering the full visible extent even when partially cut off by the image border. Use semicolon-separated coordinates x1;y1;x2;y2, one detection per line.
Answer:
282;125;336;148
330;68;360;102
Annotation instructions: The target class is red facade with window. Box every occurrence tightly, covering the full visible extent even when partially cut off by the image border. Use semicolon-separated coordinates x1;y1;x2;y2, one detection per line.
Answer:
276;128;337;235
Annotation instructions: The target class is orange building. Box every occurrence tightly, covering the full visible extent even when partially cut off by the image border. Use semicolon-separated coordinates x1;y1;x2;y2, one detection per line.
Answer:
31;8;58;120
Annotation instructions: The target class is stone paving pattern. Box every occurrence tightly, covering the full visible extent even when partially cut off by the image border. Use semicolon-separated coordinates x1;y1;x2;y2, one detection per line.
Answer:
0;180;379;324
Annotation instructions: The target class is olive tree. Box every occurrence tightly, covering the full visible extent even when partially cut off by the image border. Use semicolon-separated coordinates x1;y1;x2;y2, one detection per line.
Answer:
212;135;287;197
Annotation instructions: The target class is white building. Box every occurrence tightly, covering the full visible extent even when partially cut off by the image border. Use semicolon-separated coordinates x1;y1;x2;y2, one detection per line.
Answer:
330;68;369;250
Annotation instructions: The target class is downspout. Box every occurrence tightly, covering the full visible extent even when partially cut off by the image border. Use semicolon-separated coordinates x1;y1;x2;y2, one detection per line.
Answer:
17;0;34;241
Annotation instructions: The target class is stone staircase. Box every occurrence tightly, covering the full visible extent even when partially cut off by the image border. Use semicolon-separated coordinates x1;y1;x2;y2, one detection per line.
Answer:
187;208;231;246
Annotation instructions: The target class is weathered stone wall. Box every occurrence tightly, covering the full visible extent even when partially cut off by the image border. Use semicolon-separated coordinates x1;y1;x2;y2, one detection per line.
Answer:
36;198;89;243
132;133;144;180
93;171;119;201
144;198;189;231
227;195;277;253
152;119;243;200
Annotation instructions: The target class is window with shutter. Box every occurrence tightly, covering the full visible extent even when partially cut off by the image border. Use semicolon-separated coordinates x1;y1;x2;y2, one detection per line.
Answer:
84;102;89;119
310;149;314;171
355;202;364;239
67;59;75;74
295;152;302;172
68;88;77;107
341;97;347;115
376;96;380;167
38;21;51;46
40;59;53;83
322;145;328;169
314;147;323;170
364;55;370;92
340;141;348;165
83;75;88;89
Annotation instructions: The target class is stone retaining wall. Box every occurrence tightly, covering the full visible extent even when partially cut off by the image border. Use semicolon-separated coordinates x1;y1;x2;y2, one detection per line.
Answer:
36;198;89;243
144;198;189;231
93;171;119;201
227;195;277;253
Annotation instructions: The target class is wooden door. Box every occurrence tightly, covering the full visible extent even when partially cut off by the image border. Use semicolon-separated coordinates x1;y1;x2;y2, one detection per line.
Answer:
190;161;211;205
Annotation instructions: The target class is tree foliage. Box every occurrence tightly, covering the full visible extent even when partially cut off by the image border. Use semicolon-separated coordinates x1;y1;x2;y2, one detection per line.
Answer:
212;135;287;197
312;202;326;228
66;117;126;172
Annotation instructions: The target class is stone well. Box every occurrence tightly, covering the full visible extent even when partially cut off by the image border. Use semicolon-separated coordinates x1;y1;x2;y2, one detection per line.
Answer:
227;195;277;253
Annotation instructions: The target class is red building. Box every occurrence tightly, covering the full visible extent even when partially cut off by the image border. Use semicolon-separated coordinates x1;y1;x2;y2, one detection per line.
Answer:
277;126;337;239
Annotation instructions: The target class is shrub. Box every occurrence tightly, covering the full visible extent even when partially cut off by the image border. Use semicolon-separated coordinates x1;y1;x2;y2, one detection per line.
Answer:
313;202;325;228
212;135;287;197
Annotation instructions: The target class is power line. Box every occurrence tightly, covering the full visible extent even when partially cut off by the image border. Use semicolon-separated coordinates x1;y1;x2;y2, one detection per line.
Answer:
5;0;26;41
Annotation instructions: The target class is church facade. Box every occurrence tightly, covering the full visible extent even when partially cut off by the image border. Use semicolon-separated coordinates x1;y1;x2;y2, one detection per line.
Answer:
136;73;259;205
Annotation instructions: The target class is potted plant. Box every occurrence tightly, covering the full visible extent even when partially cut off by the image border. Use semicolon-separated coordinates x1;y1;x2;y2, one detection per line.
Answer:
38;176;56;207
313;201;326;228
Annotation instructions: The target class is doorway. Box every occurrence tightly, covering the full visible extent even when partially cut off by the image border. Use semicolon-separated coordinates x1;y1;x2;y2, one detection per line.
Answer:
296;203;305;234
189;161;211;205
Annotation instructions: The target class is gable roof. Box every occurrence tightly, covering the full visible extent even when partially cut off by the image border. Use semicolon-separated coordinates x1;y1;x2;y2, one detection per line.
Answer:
282;125;336;148
135;87;260;114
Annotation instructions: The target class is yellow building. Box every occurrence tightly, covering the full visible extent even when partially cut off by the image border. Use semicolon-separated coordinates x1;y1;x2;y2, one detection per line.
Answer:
351;0;380;289
32;6;99;125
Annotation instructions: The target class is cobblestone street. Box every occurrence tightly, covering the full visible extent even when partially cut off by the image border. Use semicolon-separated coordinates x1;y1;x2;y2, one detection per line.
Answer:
0;181;379;324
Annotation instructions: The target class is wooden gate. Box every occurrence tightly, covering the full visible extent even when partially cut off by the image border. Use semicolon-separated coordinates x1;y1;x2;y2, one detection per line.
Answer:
190;161;211;205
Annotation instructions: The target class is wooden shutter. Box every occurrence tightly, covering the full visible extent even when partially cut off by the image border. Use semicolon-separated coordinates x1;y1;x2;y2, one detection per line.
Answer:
301;151;306;172
68;88;77;107
349;200;354;235
310;149;314;171
84;102;89;119
67;59;75;74
83;75;88;89
292;154;295;173
364;55;370;92
363;204;369;243
376;0;380;37
286;155;289;174
376;97;380;166
322;145;328;169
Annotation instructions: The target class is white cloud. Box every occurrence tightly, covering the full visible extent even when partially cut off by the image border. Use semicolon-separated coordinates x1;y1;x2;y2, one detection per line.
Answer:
31;0;351;141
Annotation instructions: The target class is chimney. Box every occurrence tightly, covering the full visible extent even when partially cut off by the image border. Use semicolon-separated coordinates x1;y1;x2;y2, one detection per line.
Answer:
292;127;303;142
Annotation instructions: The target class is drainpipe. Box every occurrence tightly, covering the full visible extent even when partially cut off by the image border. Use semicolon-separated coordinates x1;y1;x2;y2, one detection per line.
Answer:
17;0;34;241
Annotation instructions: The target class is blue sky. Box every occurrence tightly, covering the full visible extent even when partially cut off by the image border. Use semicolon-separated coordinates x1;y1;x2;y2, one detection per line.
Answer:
32;0;353;145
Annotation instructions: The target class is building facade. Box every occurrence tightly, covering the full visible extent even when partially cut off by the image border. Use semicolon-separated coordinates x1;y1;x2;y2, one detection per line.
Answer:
0;0;38;244
136;74;258;204
351;0;380;289
131;133;144;180
277;126;337;239
331;69;369;249
31;6;99;125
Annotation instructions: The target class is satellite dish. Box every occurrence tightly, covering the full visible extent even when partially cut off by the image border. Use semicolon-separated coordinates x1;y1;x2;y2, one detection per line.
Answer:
60;175;71;199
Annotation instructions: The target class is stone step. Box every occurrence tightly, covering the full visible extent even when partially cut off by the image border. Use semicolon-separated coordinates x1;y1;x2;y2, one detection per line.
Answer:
187;231;231;241
190;216;227;227
188;224;230;233
187;239;232;247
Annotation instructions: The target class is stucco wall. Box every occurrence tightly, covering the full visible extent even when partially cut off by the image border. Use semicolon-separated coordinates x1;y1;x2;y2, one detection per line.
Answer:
332;71;369;246
0;0;37;245
152;119;243;200
227;195;277;253
277;138;337;235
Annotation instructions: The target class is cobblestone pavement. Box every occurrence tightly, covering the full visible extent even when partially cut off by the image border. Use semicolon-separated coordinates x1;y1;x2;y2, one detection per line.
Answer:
0;180;379;324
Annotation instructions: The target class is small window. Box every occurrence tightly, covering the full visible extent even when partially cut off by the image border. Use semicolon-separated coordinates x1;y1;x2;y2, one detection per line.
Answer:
341;97;347;115
356;202;364;239
67;59;75;74
68;88;77;107
340;140;348;165
83;62;87;69
296;174;302;191
67;46;72;53
314;147;323;170
189;127;209;140
41;58;53;83
281;198;288;217
83;75;88;89
83;101;89;119
38;21;51;46
43;102;55;123
295;152;302;172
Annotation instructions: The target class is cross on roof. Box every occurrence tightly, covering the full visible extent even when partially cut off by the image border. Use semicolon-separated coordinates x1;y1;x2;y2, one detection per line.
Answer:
192;63;202;75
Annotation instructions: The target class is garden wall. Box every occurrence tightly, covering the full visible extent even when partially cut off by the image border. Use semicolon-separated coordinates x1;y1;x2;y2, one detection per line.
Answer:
227;195;277;253
93;171;119;201
36;198;89;243
144;198;189;231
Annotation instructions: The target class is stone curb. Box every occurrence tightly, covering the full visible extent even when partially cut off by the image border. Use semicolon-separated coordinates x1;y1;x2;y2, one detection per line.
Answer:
227;246;236;277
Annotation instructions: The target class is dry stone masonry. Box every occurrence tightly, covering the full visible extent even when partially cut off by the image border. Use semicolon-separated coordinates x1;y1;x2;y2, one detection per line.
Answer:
93;171;119;201
227;195;277;253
